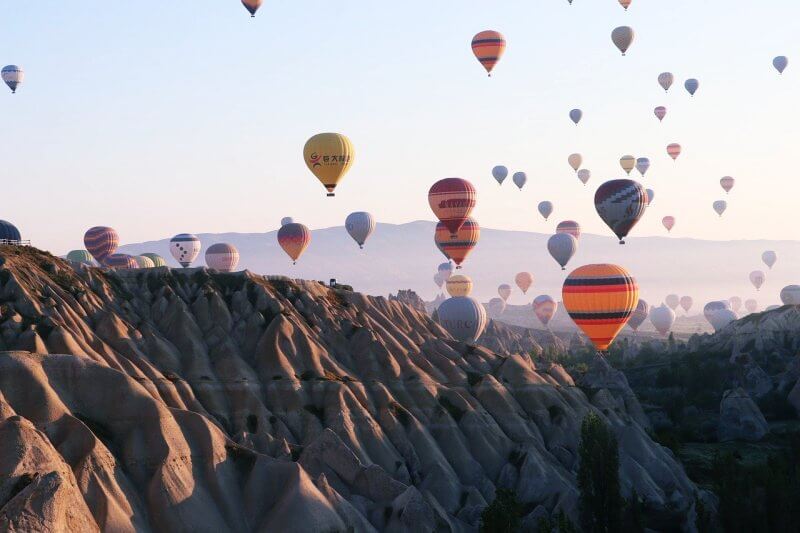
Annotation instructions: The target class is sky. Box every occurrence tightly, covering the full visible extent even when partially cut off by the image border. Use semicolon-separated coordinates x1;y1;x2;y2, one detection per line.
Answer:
0;0;798;256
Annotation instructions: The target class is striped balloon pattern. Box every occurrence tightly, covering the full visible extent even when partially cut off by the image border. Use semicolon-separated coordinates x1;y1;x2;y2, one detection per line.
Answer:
628;299;649;332
654;106;666;121
1;65;23;93
142;253;167;267
533;295;557;327
515;272;533;294
170;234;201;267
66;250;93;265
556;220;581;239
562;264;639;352
345;211;376;249
662;216;676;232
205;243;239;272
278;223;311;264
84;226;119;265
434;218;480;268
105;253;138;270
133;255;155;269
437;296;488;343
498;284;512;301
428;178;477;236
594;179;648;244
446;275;473;297
471;30;506;76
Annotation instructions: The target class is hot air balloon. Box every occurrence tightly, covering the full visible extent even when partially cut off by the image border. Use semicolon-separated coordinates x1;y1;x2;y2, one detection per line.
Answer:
438;262;454;280
680;296;693;314
0;220;21;243
241;0;262;16
105;254;138;270
205;243;239;272
713;200;727;217
533;295;558;327
628;299;649;332
619;0;632;9
720;176;735;194
662;216;675;232
780;285;800;305
577;169;591;185
684;78;699;96
437;296;488;343
703;300;731;323
446;275;473;297
568;153;582;172
750;270;766;291
569;109;583;125
562;264;639;352
492;165;508;185
142;253;167;267
654;106;667;122
773;56;788;74
645;188;654;206
611;26;635;56
658;72;674;92
556;220;581;239
280;217;294;227
729;296;742;313
84;226;119;265
428;178;477;236
66;250;93;265
303;132;354;196
515;272;533;294
710;309;737;331
538;201;554;221
133;255;155;269
486;297;506;317
650;305;676;336
498;284;512;301
548;233;578;270
635;158;650;177
1;65;23;94
471;30;506;76
170;234;201;267
667;143;681;160
744;299;758;313
762;251;777;269
434;218;480;268
345;211;376;249
665;294;680;310
620;155;635;175
512;172;527;190
594;179;648;244
278;223;311;264
434;273;444;289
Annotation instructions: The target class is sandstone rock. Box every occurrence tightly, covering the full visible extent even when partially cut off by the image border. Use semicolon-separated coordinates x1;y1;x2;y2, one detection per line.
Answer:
718;388;769;442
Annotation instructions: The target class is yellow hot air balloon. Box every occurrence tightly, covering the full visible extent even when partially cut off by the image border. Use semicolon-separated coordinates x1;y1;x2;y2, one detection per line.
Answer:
303;133;354;197
619;155;635;175
446;274;473;297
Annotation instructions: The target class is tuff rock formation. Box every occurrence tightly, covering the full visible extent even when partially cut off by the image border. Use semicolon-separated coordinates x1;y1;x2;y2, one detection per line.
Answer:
718;388;770;442
0;246;700;531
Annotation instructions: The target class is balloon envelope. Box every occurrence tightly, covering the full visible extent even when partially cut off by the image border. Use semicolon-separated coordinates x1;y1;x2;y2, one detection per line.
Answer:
84;226;119;265
710;309;737;331
684;78;699;96
241;0;262;16
680;296;693;313
562;264;639;351
594;179;648;243
345;211;376;248
486;297;506;317
745;299;758;313
645;189;654;206
773;56;788;74
762;251;777;269
665;294;680;310
498;284;512;301
512;172;527;190
556;220;581;239
437;296;488;343
434;218;480;268
713;200;727;217
471;30;506;75
538;201;554;221
428;178;477;235
105;254;138;270
667;143;681;160
569;109;583;125
548;233;578;270
142;253;167;267
720;176;735;194
780;285;800;305
662;216;675;232
434;273;444;289
628;299;649;331
170;234;201;267
66;250;93;265
278;223;311;264
658;72;674;91
515;272;533;294
568;153;583;172
620;155;635;175
750;270;766;291
303;132;354;196
205;243;239;272
577;169;591;185
654;106;667;121
280;217;294;227
492;165;508;185
133;255;155;269
1;65;23;93
611;26;635;55
533;295;558;327
438;262;454;279
729;296;742;313
650;304;676;336
447;275;473;297
635;157;650;176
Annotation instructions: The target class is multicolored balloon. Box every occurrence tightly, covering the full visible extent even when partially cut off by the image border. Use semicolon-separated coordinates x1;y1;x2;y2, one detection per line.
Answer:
569;109;583;125
303;132;354;197
437;296;488;343
205;243;239;272
654;106;667;122
133;255;155;269
538;201;554;221
750;270;765;291
611;26;635;56
762;251;777;269
66;250;93;265
434;218;480;268
562;264;639;351
428;178;477;236
446;274;473;297
548;233;578;270
84;226;119;265
345;211;376;249
142;253;167;267
241;0;262;17
556;220;581;239
577;169;591;185
665;294;680;310
662;216;675;232
713;200;727;217
492;165;508;185
471;30;506;76
684;78;699;96
568;153;582;172
636;157;650;176
533;295;558;327
780;285;800;305
628;299;649;332
667;143;682;160
105;253;138;270
773;56;788;74
658;72;674;92
594;179;648;244
170;234;201;267
515;272;533;294
1;65;23;93
278;223;311;264
512;171;527;190
680;296;693;313
498;284;512;301
650;304;676;336
720;176;735;194
620;155;635;175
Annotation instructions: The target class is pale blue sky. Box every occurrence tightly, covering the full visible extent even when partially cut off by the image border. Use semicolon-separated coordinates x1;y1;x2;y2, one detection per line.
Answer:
1;0;797;255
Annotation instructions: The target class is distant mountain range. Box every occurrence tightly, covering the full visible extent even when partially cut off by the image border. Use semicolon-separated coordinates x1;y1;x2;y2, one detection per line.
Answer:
119;220;800;309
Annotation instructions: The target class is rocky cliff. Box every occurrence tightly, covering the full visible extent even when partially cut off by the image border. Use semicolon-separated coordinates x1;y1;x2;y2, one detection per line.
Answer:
0;246;699;531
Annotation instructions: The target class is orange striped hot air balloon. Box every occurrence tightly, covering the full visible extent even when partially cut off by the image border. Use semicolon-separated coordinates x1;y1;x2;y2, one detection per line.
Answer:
428;178;477;236
471;31;506;76
434;218;479;268
562;264;639;352
277;223;311;264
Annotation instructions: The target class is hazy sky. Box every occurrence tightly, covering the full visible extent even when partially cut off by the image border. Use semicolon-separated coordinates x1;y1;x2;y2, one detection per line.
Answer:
1;1;797;256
